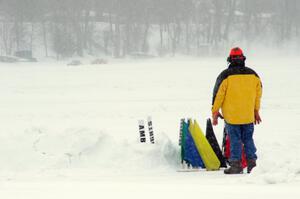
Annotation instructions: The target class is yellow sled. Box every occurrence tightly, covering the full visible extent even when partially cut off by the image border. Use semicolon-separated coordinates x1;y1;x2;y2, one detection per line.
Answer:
189;119;220;170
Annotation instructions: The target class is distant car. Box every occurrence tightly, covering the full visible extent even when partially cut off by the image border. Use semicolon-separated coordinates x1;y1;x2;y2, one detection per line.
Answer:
91;58;108;65
129;52;156;59
67;60;82;66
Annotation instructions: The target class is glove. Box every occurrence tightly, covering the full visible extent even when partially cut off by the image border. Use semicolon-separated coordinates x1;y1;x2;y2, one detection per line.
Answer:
254;110;262;125
212;111;223;126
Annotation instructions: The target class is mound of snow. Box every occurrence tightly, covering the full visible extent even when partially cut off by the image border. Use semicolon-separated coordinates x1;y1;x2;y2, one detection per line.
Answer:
0;126;179;173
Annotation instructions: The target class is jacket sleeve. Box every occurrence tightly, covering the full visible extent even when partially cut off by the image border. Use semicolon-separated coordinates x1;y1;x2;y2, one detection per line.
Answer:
212;78;228;113
255;79;262;111
212;72;225;105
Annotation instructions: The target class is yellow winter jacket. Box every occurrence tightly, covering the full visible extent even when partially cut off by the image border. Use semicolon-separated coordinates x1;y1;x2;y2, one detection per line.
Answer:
212;65;262;125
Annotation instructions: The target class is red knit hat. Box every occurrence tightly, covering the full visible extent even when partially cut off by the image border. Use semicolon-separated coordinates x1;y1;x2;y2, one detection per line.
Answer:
229;47;244;57
227;47;246;64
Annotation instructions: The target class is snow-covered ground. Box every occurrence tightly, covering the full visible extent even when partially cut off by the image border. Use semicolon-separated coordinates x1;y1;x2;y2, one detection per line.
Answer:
0;57;300;198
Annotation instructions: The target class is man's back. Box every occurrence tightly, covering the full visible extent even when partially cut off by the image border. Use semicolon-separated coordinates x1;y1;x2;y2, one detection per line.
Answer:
212;66;262;124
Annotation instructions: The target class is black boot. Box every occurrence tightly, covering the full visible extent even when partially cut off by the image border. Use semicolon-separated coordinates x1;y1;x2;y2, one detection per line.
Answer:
224;160;243;174
247;159;256;173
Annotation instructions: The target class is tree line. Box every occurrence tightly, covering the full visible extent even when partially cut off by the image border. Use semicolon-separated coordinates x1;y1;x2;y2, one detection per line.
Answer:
0;0;299;59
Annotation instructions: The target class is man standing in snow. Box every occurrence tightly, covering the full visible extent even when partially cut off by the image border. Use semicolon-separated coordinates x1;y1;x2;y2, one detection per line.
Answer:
211;47;262;174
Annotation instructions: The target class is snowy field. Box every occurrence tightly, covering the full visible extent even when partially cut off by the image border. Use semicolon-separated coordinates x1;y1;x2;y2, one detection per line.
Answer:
0;57;300;198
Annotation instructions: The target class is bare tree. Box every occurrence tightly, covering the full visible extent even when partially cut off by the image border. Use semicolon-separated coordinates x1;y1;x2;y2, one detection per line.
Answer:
0;0;299;59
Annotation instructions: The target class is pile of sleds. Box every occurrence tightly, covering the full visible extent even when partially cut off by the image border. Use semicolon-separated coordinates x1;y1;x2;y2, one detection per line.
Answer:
179;118;247;171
